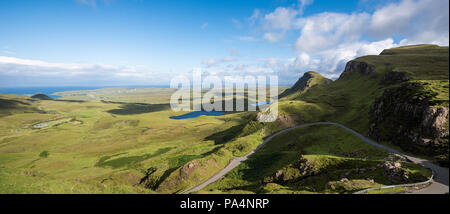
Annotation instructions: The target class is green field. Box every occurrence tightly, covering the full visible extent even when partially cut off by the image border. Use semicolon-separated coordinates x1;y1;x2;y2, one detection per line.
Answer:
0;89;253;193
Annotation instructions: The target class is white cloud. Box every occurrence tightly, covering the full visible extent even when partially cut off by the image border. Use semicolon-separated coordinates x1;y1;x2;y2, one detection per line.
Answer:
248;9;261;25
356;38;397;56
369;0;448;43
263;32;285;43
294;12;371;52
298;0;314;14
0;56;156;81
264;7;299;31
201;22;208;30
201;59;218;67
242;0;448;83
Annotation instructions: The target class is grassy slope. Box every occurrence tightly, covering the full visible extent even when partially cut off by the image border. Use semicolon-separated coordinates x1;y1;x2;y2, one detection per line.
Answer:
0;45;447;194
280;71;332;100
197;125;431;194
198;45;446;194
0;89;248;193
301;45;449;134
0;86;290;194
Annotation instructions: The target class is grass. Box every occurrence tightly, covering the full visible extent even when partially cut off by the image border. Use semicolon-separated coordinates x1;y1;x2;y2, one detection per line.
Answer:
290;45;449;164
0;88;251;193
0;45;446;194
198;125;431;194
0;86;289;194
366;186;406;194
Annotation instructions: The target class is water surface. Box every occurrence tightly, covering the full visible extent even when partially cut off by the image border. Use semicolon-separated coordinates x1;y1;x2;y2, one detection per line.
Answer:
170;111;225;120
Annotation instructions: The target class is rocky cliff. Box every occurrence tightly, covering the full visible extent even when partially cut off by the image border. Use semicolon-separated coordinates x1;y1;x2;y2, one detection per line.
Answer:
338;60;375;79
368;82;449;166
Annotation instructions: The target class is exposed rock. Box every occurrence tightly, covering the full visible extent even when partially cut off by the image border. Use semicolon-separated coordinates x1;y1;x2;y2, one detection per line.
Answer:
256;111;277;123
339;60;375;79
368;82;449;163
381;71;410;85
267;155;316;184
180;160;199;179
295;156;315;176
382;161;409;182
384;154;407;162
275;114;296;128
340;178;349;183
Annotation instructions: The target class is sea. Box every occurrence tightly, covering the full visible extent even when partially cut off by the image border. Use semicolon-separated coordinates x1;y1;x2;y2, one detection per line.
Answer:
0;85;170;99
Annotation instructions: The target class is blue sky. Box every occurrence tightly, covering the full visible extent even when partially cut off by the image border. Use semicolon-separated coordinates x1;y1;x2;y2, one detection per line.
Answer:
0;0;448;87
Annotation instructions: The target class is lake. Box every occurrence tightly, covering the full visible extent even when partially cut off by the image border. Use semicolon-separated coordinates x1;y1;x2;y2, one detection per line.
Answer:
170;111;225;120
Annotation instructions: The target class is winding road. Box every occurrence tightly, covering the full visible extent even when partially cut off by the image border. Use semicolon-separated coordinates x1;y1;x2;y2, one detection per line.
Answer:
183;122;449;194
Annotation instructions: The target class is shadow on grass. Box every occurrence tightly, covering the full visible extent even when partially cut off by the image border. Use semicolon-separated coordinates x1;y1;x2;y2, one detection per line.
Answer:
0;98;31;108
95;148;173;169
0;98;44;117
53;99;87;103
102;100;171;115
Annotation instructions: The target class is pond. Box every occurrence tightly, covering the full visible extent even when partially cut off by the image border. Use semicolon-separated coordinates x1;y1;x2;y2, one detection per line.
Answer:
169;111;225;120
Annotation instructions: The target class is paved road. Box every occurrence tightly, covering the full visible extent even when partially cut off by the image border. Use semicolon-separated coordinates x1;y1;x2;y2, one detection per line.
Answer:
183;122;449;194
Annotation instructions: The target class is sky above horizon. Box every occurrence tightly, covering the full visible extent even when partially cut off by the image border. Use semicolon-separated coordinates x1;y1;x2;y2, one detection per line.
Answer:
0;0;449;87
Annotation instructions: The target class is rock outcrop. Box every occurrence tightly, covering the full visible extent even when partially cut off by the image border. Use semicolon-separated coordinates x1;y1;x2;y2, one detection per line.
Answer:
381;71;410;85
264;155;316;184
381;160;409;183
339;60;375;79
368;82;449;165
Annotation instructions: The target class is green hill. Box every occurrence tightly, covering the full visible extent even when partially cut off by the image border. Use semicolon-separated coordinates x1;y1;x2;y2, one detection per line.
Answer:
30;93;53;100
193;44;447;194
279;71;332;99
153;45;447;194
296;44;449;165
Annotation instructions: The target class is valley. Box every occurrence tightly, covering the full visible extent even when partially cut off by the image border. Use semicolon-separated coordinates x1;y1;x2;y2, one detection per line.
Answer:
0;45;448;194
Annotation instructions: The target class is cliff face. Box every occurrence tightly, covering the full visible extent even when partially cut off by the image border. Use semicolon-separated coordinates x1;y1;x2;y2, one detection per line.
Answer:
368;82;449;165
338;60;375;79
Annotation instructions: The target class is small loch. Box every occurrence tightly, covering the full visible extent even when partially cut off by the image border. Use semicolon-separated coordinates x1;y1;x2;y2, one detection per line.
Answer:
170;111;225;120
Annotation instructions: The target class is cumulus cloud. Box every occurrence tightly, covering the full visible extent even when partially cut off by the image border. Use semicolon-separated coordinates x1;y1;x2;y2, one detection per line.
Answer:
264;7;299;31
298;0;314;14
242;0;448;83
294;12;371;52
